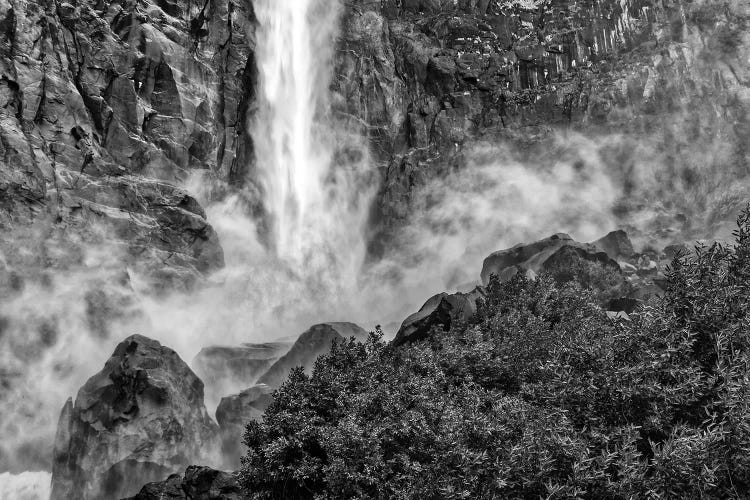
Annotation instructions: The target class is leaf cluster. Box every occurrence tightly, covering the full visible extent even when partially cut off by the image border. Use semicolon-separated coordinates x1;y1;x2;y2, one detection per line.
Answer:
241;207;750;499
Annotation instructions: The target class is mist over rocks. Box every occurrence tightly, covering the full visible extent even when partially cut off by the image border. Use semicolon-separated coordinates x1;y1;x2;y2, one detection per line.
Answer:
256;322;369;388
334;0;750;246
0;0;251;287
215;384;274;467
51;334;219;500
192;341;292;410
0;0;748;496
481;233;621;285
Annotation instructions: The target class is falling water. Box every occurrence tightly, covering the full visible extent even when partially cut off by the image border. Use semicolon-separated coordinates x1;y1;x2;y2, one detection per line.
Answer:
252;0;343;260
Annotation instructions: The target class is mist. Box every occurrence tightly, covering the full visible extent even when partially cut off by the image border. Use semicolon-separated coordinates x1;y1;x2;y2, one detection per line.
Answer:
1;0;748;497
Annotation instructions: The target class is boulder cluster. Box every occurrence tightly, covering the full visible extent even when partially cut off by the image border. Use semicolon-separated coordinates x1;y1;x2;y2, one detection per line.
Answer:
49;227;684;499
49;323;370;499
394;229;673;345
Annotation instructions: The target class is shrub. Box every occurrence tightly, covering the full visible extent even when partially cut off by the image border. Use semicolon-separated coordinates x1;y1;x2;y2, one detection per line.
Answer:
241;207;750;499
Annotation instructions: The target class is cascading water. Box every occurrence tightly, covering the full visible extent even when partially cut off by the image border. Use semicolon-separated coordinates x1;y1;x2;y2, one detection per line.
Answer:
252;0;347;262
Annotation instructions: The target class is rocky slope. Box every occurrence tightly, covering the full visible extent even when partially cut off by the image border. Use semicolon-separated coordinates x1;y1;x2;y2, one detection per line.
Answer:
334;0;750;247
1;0;747;285
0;0;255;471
0;0;256;291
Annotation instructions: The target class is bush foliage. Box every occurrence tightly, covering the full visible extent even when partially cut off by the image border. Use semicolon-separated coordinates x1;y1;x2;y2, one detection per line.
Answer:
241;210;750;499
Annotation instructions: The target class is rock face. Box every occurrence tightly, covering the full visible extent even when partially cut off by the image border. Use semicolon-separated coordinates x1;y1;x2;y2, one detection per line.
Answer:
0;0;255;471
481;233;621;285
256;323;369;389
393;286;486;346
333;0;750;245
51;335;218;500
593;230;637;261
0;0;258;288
216;385;274;430
123;466;242;500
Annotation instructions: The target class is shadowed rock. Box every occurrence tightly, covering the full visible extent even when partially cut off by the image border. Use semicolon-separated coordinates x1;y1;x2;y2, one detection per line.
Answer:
256;323;369;389
393;287;486;346
481;233;621;285
592;230;636;261
51;335;218;500
215;384;275;467
123;466;242;500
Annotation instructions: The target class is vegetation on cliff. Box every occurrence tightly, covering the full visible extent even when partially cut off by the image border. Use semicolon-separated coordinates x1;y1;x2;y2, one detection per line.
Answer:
240;208;750;499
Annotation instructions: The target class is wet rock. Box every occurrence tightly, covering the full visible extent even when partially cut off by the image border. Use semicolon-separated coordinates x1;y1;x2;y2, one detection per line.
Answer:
51;335;218;500
636;255;659;277
0;0;256;289
481;233;620;285
192;341;291;407
215;384;275;467
592;230;636;261
123;466;242;500
339;1;750;246
256;323;369;389
393;286;486;346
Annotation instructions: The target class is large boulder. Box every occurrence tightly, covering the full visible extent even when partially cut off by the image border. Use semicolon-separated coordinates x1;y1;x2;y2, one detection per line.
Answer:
591;230;636;261
51;335;218;500
256;323;369;389
393;287;486;346
480;233;621;285
123;466;242;500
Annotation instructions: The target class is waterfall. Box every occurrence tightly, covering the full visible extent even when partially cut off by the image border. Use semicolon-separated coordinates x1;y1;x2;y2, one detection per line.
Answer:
252;0;343;261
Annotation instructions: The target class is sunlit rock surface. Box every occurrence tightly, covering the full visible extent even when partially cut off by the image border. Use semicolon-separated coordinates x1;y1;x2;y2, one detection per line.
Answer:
50;335;218;500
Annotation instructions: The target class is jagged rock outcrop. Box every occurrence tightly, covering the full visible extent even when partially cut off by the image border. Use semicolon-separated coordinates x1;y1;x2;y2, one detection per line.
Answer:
481;233;621;285
256;322;369;388
123;466;242;500
393;286;485;346
593;230;637;262
0;0;258;287
51;334;218;500
335;0;750;245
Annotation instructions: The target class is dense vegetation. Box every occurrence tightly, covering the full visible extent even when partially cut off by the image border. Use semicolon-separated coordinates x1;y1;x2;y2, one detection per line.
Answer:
241;211;750;499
